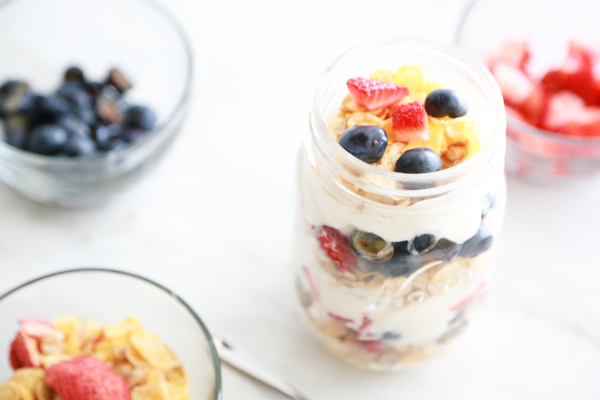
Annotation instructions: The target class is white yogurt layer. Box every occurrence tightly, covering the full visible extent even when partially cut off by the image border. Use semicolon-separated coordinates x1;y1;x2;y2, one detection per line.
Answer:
299;158;486;244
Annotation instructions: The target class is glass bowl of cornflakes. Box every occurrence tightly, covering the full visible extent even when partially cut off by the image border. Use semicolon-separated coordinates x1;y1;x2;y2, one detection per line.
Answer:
0;268;222;400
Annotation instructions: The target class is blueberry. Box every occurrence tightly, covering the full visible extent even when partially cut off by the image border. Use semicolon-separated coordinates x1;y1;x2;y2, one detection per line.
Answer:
382;332;402;341
84;81;105;98
120;127;147;144
30;94;71;124
102;138;128;152
2;116;28;148
0;80;34;117
26;124;68;155
338;125;387;163
64;66;85;83
350;230;394;262
395;148;442;174
407;234;437;255
425;89;469;119
429;238;462;262
57;82;92;109
459;226;493;259
125;105;156;131
62;134;96;157
58;115;91;137
95;124;122;150
376;242;424;277
96;86;126;125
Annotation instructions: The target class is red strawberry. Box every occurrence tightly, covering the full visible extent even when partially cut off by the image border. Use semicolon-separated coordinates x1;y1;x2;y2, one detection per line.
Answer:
541;41;600;105
315;226;356;272
46;357;130;400
328;312;353;325
518;84;550;127
488;39;531;72
20;319;64;341
391;101;429;142
559;106;600;137
347;77;408;111
10;331;40;369
359;340;383;354
492;63;534;107
541;91;586;131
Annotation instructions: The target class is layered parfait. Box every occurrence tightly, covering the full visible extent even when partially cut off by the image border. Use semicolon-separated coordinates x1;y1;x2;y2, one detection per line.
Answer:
294;60;504;370
1;317;192;400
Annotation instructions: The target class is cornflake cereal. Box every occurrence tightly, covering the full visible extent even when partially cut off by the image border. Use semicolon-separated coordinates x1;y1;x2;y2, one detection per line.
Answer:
1;317;192;400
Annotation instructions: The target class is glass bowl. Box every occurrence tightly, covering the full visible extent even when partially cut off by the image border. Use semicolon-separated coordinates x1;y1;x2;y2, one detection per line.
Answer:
0;268;222;400
457;0;600;182
0;0;193;206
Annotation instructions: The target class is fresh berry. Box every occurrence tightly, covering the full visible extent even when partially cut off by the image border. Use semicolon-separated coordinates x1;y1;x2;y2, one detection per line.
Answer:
382;332;402;341
0;80;34;117
59;115;92;137
338;125;388;163
424;89;469;118
488;40;531;72
102;138;128;152
57;82;92;110
96;86;126;125
429;238;462;262
95;124;122;149
315;226;356;272
4;126;27;149
64;66;85;83
31;94;71;124
376;241;424;277
107;68;133;93
20;319;64;341
10;331;40;369
46;357;130;400
346;77;408;111
459;226;493;258
541;91;586;131
120;128;147;144
26;124;69;155
349;230;393;262
559;106;600;137
125;105;156;131
517;84;550;127
407;234;437;255
359;340;383;354
9;339;23;369
492;64;534;106
395;148;442;174
391;102;429;142
63;134;96;157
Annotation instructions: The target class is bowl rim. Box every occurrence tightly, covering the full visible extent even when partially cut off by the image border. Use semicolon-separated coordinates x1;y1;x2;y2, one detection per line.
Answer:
0;267;222;400
0;0;195;163
455;0;600;146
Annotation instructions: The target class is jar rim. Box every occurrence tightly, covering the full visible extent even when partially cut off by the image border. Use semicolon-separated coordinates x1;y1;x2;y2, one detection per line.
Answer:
309;38;506;197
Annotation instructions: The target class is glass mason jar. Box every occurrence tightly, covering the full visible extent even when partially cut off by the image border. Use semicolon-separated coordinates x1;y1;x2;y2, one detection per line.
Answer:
292;39;506;371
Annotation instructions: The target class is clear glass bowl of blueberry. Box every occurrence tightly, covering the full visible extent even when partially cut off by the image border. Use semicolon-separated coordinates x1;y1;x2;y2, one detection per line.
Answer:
0;0;193;206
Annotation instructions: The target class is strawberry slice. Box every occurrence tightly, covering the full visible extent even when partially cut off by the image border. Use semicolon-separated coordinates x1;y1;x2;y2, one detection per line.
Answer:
347;77;408;111
541;91;586;131
10;330;40;369
488;39;531;72
518;83;550;127
559;106;600;137
20;319;65;341
541;41;600;105
359;340;383;354
315;226;356;272
492;63;534;107
391;101;429;142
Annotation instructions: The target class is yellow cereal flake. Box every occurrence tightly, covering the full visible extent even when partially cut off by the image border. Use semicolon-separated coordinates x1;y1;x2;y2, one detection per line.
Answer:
423;80;442;93
104;317;142;339
370;70;395;84
131;379;169;400
53;316;82;336
347;112;383;128
129;332;177;370
393;65;425;94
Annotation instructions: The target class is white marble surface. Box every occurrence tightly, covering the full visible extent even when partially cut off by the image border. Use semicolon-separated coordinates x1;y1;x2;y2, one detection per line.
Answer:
1;0;600;399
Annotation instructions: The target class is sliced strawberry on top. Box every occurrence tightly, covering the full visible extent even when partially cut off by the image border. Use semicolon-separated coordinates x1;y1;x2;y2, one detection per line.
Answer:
488;39;531;72
9;339;23;369
391;101;429;142
20;319;65;341
315;225;356;272
10;330;40;369
541;91;586;131
347;77;408;111
359;339;383;354
492;63;534;107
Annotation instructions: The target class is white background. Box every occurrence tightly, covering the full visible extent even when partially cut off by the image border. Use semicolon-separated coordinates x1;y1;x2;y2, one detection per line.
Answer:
1;0;599;399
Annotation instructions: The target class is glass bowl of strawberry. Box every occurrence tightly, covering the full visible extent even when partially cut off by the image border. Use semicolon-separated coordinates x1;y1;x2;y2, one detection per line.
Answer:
0;268;222;400
293;39;506;371
0;0;193;206
457;0;600;181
